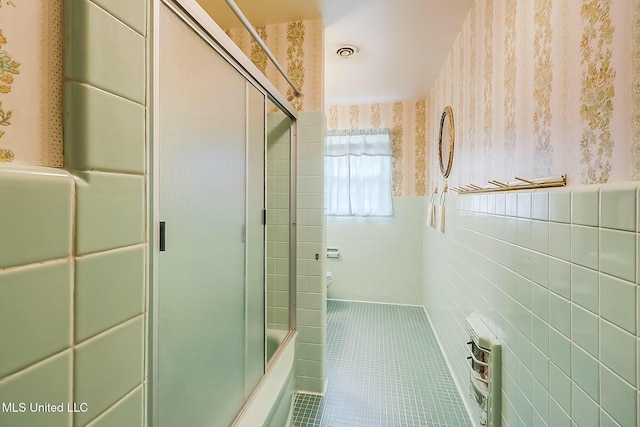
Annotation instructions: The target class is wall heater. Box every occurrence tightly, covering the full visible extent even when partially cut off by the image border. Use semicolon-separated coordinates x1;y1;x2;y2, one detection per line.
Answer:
466;313;501;427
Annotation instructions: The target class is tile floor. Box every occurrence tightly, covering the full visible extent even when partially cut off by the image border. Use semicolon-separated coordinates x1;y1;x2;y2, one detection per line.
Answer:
291;300;472;427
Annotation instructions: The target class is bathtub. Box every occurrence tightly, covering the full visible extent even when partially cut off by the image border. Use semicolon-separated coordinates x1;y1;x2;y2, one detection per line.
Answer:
267;328;290;361
233;331;297;427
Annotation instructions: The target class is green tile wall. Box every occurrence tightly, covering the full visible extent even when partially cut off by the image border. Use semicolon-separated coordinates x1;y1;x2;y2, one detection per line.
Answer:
296;112;326;394
0;261;72;377
75;245;145;342
64;0;145;103
0;351;72;427
0;167;73;269
0;1;148;426
266;111;292;331
424;182;640;427
326;197;424;304
85;386;144;427
74;317;144;427
64;82;145;174
74;171;144;256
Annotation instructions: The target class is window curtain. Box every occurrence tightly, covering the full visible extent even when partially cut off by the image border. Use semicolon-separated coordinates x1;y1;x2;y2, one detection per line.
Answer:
325;128;393;216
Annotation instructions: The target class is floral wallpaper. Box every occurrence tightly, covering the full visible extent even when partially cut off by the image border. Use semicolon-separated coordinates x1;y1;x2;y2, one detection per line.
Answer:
0;0;63;166
634;1;640;180
428;0;640;191
0;2;19;163
533;0;553;177
327;100;429;197
227;19;324;112
579;0;616;184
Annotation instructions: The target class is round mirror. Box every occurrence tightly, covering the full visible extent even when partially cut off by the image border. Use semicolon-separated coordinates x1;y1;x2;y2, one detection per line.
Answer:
438;106;455;178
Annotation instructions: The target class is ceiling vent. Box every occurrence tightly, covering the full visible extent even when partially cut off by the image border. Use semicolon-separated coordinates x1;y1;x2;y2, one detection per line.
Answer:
335;45;359;58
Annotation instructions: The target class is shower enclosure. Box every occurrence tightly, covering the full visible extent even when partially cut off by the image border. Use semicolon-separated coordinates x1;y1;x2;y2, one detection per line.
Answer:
150;1;297;425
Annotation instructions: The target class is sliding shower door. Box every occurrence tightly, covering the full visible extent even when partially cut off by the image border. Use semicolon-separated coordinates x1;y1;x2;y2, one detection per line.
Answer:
155;4;265;426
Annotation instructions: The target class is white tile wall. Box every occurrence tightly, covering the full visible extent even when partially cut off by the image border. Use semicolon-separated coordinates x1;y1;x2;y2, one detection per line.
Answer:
424;182;640;427
326;197;424;304
295;112;326;394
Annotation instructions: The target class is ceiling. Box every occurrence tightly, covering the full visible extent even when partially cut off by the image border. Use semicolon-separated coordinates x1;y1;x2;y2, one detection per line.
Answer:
197;0;473;106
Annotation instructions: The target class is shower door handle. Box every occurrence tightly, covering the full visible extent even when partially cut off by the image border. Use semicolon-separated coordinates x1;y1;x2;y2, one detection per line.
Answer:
159;221;166;251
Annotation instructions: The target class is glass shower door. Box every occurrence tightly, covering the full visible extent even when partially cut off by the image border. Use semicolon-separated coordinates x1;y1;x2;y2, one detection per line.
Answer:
155;4;265;426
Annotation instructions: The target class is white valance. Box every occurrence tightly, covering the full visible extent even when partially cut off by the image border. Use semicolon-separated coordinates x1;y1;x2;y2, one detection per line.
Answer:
325;128;392;156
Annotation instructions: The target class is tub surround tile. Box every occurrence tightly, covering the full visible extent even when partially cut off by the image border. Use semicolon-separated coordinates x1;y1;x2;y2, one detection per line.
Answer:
0;166;73;269
0;261;72;377
75;245;145;342
600;274;636;334
75;171;144;255
572;187;599;227
0;351;72;427
74;316;144;427
599;228;636;283
65;0;145;104
64;82;145;174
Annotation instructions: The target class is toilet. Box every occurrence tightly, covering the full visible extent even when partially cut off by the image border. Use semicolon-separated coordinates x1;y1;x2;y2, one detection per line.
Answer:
326;270;333;287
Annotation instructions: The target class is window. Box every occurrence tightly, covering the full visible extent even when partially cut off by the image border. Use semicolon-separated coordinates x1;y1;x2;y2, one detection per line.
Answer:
324;128;393;216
